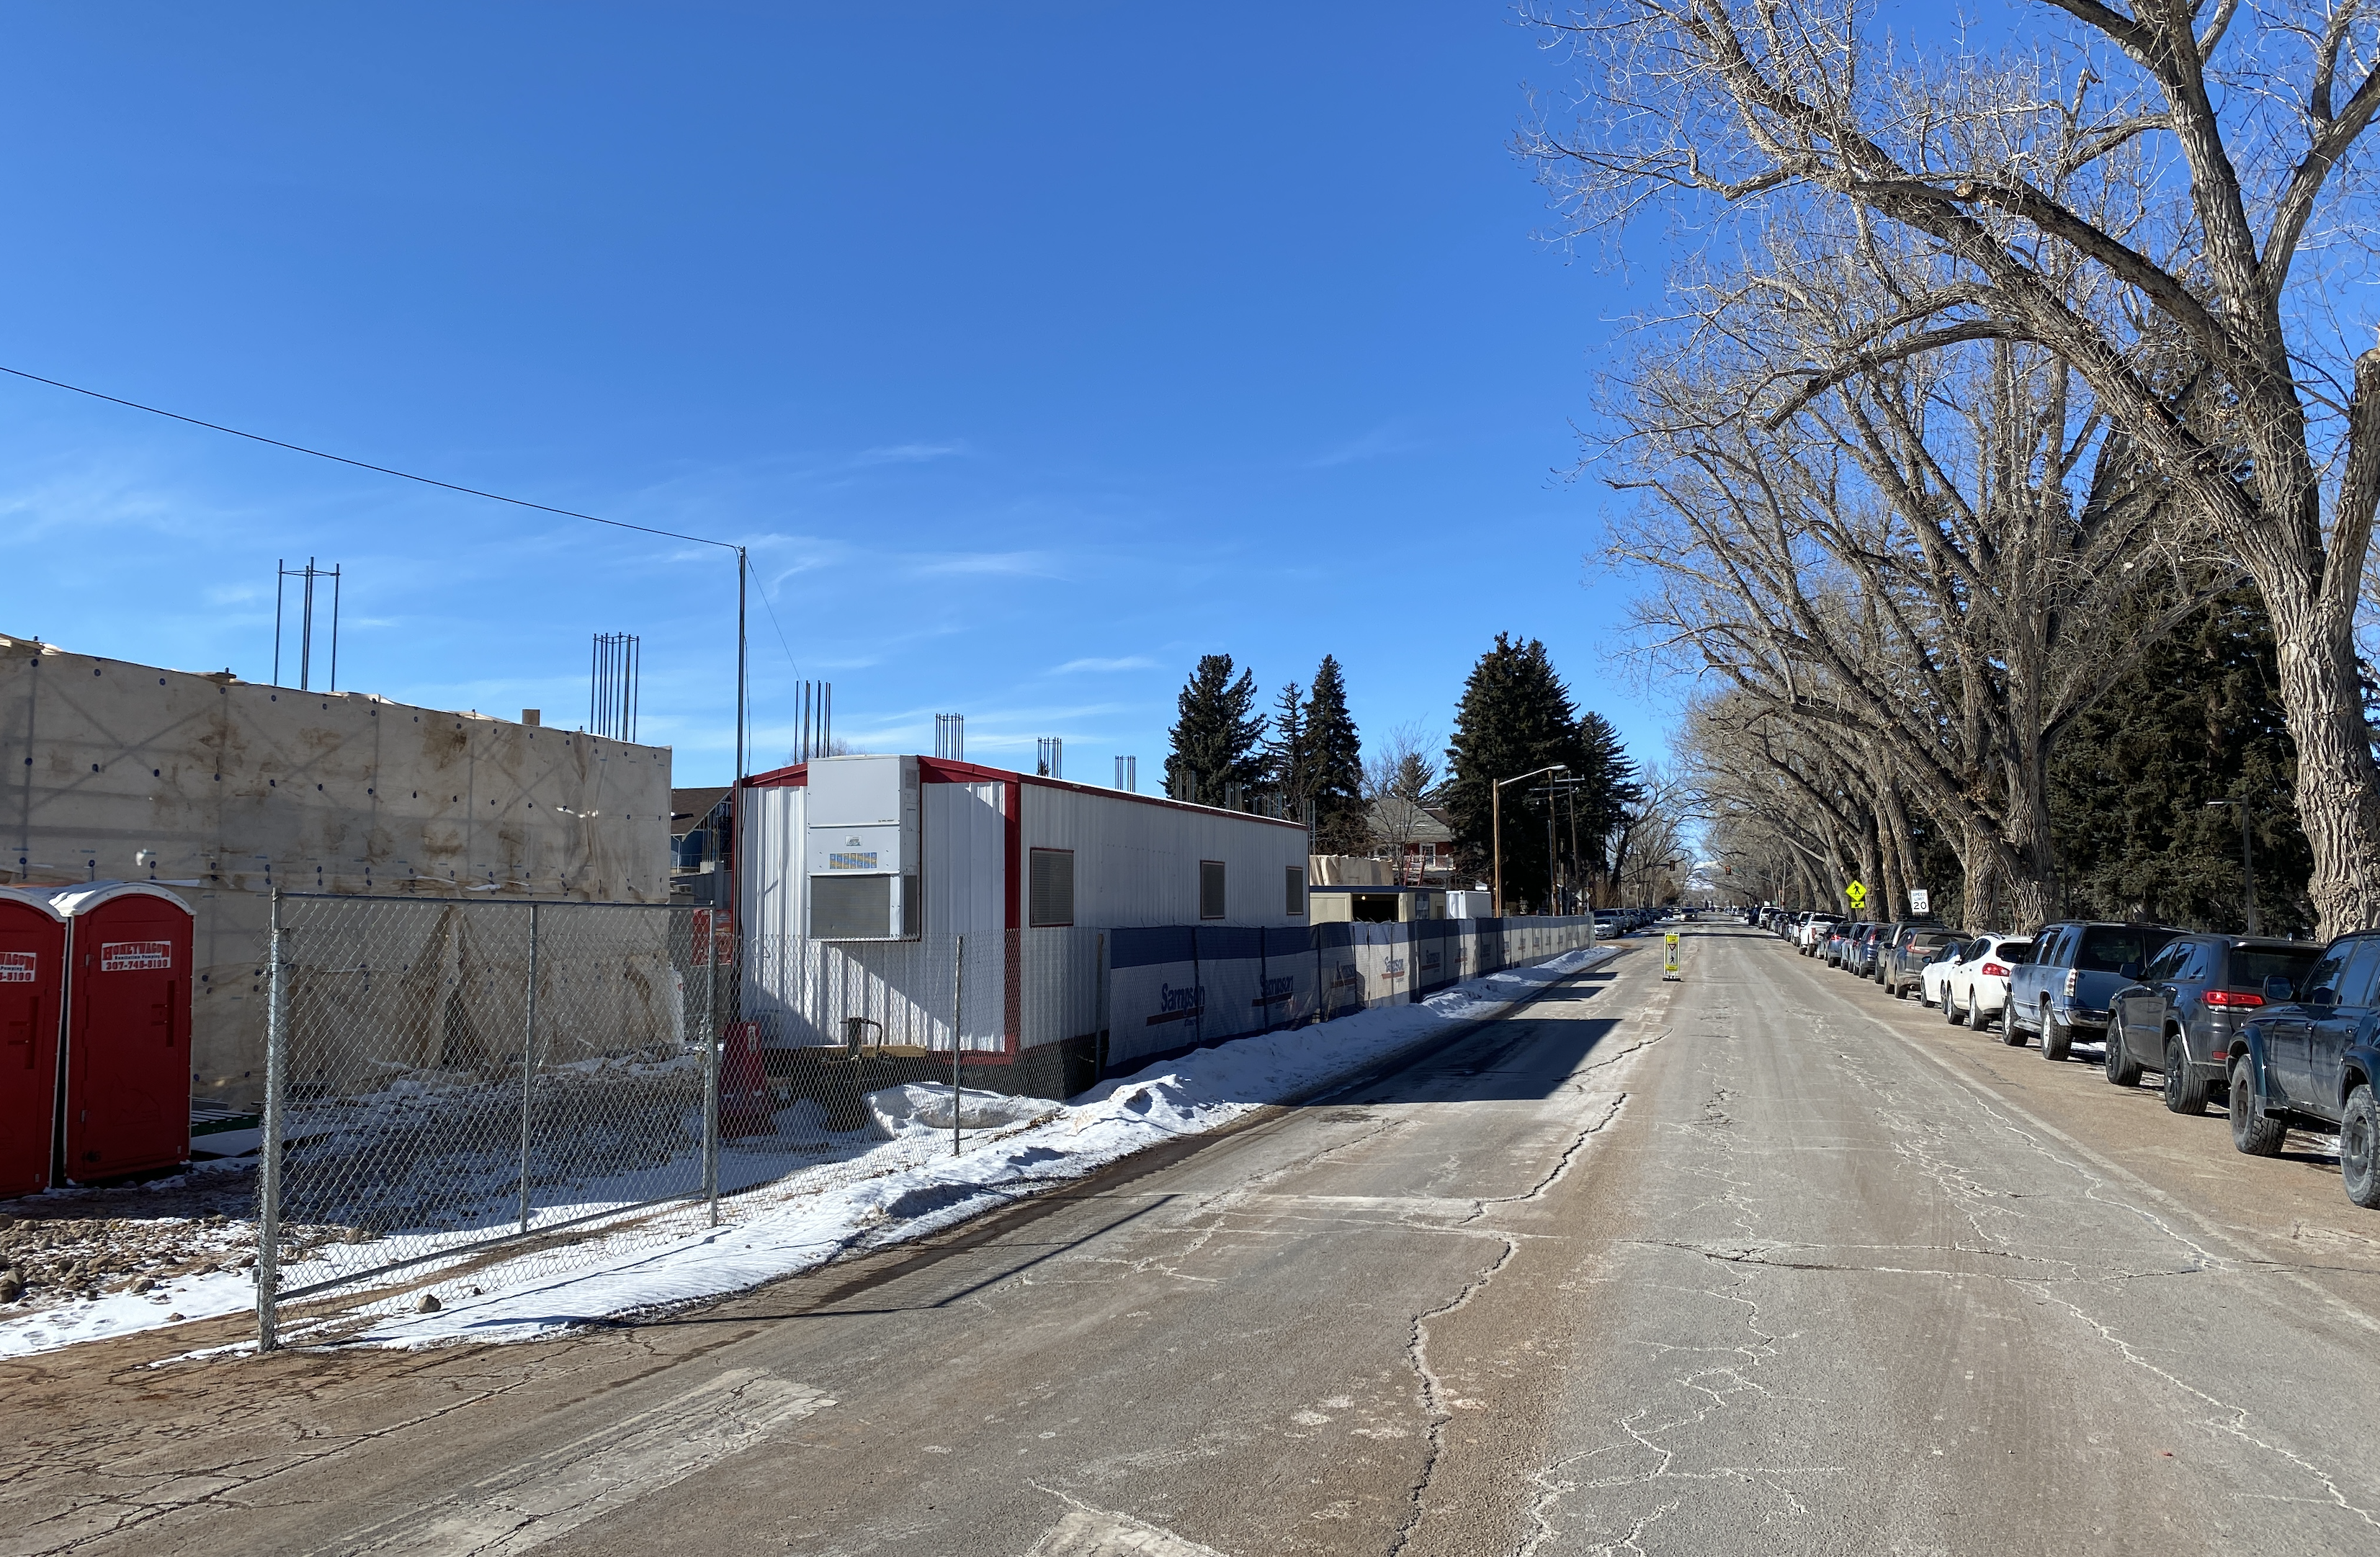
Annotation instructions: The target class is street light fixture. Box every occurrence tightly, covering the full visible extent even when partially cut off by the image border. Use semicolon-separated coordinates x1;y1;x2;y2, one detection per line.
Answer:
1493;763;1567;916
2206;799;2259;935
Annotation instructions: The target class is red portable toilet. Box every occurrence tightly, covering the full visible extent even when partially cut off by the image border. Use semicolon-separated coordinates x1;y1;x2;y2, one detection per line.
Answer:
0;887;67;1198
47;881;194;1183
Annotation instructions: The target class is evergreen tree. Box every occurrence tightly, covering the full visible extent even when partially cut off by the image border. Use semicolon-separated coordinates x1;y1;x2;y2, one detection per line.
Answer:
2048;587;2313;935
1444;635;1598;910
1164;654;1266;804
1266;681;1310;811
1571;710;1639;881
1302;655;1366;851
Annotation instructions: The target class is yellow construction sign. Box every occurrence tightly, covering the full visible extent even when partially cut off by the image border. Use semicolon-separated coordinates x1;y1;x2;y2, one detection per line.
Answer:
1663;930;1682;981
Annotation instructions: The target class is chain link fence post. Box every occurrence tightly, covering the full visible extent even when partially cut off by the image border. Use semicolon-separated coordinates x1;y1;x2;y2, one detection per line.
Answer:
952;934;965;1157
704;920;721;1228
256;888;286;1352
516;901;541;1235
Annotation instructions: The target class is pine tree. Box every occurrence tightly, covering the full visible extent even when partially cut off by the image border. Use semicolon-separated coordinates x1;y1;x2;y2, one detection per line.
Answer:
2048;587;2312;933
1266;681;1309;811
1444;635;1598;910
1164;654;1266;804
1302;655;1366;851
1571;711;1639;884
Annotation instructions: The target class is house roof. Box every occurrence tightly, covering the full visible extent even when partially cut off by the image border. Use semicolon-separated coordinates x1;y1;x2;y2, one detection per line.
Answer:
1366;796;1454;845
671;786;731;826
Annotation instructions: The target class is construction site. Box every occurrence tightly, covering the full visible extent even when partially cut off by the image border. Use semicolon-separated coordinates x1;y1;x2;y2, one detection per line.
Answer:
2;631;673;1103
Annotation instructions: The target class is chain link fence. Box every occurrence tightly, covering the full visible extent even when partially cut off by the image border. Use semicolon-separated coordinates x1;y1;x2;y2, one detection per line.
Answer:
253;894;1598;1345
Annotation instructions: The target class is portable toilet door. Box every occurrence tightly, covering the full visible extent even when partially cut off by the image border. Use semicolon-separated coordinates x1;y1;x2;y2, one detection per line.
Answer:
48;881;194;1183
0;887;67;1197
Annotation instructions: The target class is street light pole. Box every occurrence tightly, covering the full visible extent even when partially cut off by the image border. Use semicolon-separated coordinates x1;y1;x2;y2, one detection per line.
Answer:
1493;764;1568;916
2206;800;2258;934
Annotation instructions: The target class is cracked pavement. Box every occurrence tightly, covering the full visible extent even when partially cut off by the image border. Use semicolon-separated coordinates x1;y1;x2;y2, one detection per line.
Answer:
8;925;2380;1554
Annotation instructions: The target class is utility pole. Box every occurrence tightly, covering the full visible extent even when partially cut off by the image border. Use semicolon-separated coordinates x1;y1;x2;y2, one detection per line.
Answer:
1493;764;1567;916
2206;800;2259;934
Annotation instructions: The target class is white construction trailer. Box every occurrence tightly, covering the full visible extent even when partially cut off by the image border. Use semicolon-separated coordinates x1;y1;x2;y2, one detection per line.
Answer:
734;754;1311;1095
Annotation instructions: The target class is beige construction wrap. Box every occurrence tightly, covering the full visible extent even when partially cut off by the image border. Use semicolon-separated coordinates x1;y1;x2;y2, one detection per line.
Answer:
3;634;672;1103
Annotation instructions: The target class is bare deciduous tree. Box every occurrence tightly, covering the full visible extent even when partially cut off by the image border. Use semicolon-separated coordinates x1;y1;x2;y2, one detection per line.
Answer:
1533;0;2380;933
1606;274;2223;926
1362;724;1444;881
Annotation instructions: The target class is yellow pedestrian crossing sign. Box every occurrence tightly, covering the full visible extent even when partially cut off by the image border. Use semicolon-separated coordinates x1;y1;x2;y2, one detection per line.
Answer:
1663;930;1681;981
1846;880;1867;908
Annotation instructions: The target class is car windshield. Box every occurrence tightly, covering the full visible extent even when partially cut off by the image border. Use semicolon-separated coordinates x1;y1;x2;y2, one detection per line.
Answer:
2227;947;2319;990
2075;925;2177;972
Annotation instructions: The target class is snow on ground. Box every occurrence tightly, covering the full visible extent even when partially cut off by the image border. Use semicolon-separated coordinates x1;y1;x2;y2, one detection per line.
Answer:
0;1163;264;1358
0;945;1614;1359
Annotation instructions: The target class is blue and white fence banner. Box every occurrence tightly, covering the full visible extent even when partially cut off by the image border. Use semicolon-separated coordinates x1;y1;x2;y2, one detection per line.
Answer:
1105;917;1598;1073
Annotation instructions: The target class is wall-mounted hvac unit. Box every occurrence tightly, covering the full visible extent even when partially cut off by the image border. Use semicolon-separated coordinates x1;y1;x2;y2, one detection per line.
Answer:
805;754;921;940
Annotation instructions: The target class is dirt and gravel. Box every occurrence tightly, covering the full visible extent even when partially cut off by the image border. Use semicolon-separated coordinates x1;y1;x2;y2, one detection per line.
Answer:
0;1167;261;1316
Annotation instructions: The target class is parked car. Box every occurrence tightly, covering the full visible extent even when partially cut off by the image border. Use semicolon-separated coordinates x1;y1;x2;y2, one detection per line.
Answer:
1799;913;1844;954
2230;931;2380;1208
2007;921;2185;1060
1943;934;2034;1030
1889;927;1964;1000
1827;922;1867;968
2108;935;2323;1113
1919;938;1966;1008
1874;922;1946;986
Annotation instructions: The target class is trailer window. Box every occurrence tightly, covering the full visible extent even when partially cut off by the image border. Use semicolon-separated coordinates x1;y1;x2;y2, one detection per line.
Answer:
1029;848;1075;928
1286;866;1305;917
1200;861;1226;920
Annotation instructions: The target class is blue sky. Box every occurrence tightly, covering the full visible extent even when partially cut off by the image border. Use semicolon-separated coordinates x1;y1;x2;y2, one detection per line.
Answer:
0;2;1665;786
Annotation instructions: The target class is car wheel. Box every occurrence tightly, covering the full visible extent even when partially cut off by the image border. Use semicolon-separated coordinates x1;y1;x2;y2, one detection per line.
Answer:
1946;988;1966;1026
2164;1035;2212;1116
2000;1000;2028;1046
2104;1025;2142;1087
2342;1085;2380;1209
2041;1002;2071;1062
2230;1060;2288;1157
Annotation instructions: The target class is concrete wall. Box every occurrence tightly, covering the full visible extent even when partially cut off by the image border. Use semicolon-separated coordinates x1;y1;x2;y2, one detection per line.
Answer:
1;634;671;1102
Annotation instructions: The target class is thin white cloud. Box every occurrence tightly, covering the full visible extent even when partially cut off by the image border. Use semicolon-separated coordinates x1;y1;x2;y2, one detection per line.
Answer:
849;441;970;467
1052;655;1156;674
908;550;1057;578
1307;421;1418;469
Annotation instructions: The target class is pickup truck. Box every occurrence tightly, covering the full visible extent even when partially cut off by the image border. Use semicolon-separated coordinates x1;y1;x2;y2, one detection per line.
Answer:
2007;920;2183;1062
2231;929;2380;1208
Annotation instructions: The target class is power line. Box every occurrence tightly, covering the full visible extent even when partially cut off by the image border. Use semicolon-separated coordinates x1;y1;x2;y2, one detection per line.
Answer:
1;362;817;763
0;363;735;552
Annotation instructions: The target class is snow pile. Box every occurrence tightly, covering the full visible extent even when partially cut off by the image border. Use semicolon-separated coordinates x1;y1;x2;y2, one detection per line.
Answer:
867;1082;1057;1137
0;944;1611;1358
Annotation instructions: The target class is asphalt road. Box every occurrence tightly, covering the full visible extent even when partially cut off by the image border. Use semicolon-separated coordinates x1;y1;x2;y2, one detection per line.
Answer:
11;923;2380;1555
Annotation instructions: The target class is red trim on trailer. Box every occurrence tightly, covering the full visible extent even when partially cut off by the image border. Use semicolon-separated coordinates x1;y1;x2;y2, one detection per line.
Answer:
1003;773;1021;1054
743;755;1305;830
743;760;808;789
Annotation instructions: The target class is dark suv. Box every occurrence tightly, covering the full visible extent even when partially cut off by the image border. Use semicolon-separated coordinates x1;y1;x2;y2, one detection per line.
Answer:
2108;936;2322;1113
1852;923;1896;978
1887;926;1964;1000
2231;930;2380;1208
2007;921;2184;1061
1871;922;1939;987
